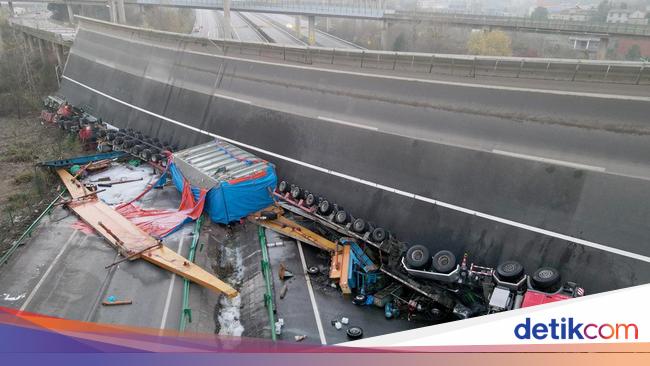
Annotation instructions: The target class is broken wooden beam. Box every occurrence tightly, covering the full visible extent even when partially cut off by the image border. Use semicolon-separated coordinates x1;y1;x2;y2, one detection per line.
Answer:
56;169;238;298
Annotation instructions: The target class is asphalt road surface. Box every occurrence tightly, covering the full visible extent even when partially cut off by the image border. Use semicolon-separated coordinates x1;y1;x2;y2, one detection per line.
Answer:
0;166;189;330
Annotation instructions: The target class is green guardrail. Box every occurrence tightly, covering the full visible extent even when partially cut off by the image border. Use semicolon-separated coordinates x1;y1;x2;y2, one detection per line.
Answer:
179;215;203;332
0;189;68;267
258;225;277;342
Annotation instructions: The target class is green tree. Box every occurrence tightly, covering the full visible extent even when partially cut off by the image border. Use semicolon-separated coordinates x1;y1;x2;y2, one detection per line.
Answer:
531;7;549;21
625;44;641;60
594;0;611;22
467;30;512;56
392;33;407;51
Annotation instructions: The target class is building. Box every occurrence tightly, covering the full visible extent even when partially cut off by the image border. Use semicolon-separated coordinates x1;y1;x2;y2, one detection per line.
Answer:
548;6;596;22
607;9;648;24
628;10;648;25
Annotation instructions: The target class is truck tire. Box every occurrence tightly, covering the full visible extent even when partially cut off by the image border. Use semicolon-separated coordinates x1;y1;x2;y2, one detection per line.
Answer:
532;267;561;290
405;245;430;269
318;200;333;215
496;261;524;282
346;326;363;340
277;180;289;193
334;210;349;225
432;250;456;273
352;218;367;233
371;227;387;243
290;185;303;200
304;193;317;207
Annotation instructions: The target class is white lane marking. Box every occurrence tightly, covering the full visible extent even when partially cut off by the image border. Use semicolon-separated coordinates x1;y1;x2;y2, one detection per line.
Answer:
492;149;606;172
213;92;251;104
81;28;650;102
60;75;650;263
19;231;79;312
159;233;186;330
317;116;379;131
297;241;327;345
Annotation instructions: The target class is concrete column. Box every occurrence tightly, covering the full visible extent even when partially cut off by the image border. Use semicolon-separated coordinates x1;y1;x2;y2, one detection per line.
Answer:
23;32;33;52
326;17;331;32
37;38;46;63
67;3;75;24
223;0;231;38
597;37;609;60
380;19;388;50
54;43;64;68
8;1;15;16
294;16;301;39
108;0;117;23
307;15;316;46
116;0;126;24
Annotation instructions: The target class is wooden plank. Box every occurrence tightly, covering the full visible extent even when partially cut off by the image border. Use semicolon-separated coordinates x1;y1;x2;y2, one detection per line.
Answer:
249;207;338;253
329;248;343;280
339;245;352;295
56;169;238;298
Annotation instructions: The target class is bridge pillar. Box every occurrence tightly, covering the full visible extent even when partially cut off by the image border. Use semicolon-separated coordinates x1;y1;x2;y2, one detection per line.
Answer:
380;20;388;50
116;0;126;24
597;37;609;60
23;33;33;52
107;0;116;23
294;16;301;39
8;1;14;16
67;4;75;24
54;43;65;69
326;17;331;32
223;0;231;38
308;16;316;46
37;38;46;63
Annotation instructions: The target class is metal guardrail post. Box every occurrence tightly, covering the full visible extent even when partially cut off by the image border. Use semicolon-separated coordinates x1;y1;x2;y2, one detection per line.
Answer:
572;61;580;82
257;226;276;342
179;215;203;332
0;189;67;267
636;64;646;85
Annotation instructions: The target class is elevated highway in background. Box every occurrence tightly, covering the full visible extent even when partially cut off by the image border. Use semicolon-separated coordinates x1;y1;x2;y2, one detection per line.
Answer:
6;0;650;39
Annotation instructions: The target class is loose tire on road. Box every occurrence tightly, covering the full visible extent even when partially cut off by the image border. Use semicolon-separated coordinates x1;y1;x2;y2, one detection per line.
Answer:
496;261;524;282
432;250;456;273
346;326;363;339
532;267;561;290
405;245;430;269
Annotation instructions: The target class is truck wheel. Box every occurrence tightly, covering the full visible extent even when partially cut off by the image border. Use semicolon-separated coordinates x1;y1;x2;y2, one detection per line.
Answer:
405;245;430;269
318;200;333;215
352;218;367;233
290;185;303;200
532;267;561;290
277;180;289;193
371;227;387;243
304;193;317;207
334;210;349;224
346;326;363;339
496;261;524;282
432;250;456;273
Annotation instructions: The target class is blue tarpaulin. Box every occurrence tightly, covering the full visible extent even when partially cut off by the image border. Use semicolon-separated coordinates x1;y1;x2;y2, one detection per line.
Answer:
167;161;277;224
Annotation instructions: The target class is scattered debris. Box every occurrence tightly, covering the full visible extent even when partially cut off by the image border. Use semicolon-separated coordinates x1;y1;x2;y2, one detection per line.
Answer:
280;284;288;299
346;326;363;339
294;335;306;342
102;299;133;306
307;266;319;275
279;263;294;280
334;321;342;330
341;317;349;325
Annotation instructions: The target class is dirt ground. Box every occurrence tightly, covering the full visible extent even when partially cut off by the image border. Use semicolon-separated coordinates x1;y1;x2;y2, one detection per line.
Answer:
0;113;83;256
